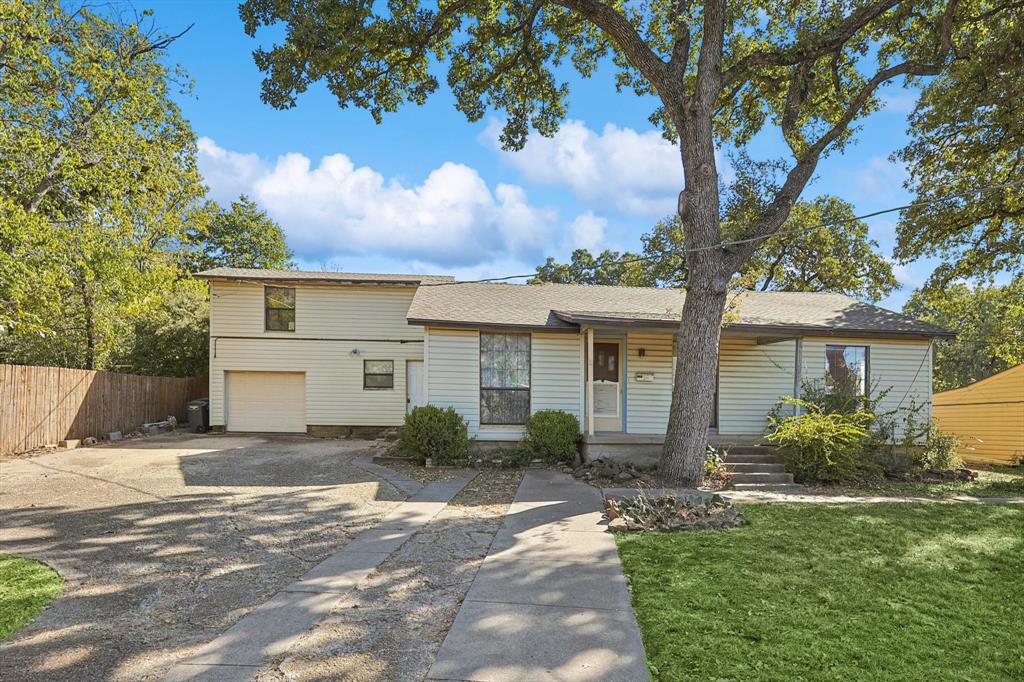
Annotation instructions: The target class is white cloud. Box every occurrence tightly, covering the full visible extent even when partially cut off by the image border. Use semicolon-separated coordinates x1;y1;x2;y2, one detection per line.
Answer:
879;87;919;114
566;211;607;252
197;137;557;266
847;156;909;202
483;119;686;217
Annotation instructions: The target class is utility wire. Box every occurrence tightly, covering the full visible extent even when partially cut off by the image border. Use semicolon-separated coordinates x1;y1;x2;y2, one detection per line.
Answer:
419;180;1023;287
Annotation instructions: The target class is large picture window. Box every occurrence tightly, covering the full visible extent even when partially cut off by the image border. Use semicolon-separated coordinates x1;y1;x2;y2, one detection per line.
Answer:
825;345;868;395
265;286;295;331
480;332;531;425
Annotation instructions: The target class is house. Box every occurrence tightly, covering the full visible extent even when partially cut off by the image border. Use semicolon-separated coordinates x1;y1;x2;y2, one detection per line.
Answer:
933;364;1024;465
195;268;952;459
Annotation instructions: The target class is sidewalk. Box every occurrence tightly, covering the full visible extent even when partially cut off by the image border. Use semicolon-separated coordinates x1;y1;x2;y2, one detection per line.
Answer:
428;470;648;682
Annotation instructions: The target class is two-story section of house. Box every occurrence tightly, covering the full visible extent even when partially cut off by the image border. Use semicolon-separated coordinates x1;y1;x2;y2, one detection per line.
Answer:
195;268;452;434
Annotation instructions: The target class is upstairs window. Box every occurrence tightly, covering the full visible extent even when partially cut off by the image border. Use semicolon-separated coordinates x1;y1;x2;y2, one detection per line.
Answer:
480;332;531;425
364;360;394;389
265;286;295;331
825;345;868;395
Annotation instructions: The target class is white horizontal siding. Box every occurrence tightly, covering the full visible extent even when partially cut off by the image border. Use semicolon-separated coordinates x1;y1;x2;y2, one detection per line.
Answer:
425;328;582;440
532;333;583;419
718;337;797;435
626;332;675;434
207;281;423;427
209;281;422;340
801;337;932;441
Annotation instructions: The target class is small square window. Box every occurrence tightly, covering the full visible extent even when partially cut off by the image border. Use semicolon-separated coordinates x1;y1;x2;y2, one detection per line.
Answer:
825;345;868;395
265;286;295;331
364;360;394;389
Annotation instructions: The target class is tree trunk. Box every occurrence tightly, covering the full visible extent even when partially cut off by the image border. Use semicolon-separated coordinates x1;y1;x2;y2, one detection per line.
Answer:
79;276;96;371
660;284;727;485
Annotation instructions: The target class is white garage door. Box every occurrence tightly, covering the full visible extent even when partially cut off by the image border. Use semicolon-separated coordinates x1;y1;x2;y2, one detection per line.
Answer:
226;371;306;433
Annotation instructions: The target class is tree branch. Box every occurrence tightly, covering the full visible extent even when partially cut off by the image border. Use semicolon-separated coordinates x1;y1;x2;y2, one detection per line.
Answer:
722;0;904;87
552;0;670;94
693;0;726;109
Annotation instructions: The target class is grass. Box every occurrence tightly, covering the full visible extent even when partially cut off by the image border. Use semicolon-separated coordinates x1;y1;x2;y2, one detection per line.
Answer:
0;554;64;641
810;465;1024;498
617;503;1024;681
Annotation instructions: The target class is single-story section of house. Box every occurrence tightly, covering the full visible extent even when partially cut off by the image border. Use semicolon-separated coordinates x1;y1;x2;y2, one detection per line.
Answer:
195;268;953;458
933;364;1024;465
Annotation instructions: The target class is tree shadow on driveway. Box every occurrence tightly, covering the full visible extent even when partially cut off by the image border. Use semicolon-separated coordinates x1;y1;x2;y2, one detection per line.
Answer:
0;435;403;681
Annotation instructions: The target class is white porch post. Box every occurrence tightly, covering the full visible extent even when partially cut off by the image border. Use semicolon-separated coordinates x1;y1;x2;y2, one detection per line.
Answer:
586;326;595;436
794;336;804;415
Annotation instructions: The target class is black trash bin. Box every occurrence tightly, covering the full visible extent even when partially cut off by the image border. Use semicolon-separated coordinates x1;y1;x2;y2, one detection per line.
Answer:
187;399;210;433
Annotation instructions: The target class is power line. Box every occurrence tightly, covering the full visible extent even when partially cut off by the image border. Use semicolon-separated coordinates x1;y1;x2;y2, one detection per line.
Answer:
419;180;1023;287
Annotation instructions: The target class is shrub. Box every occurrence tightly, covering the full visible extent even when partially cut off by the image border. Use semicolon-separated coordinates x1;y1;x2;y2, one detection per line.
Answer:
766;399;881;484
397;405;470;465
917;424;963;471
523;410;580;464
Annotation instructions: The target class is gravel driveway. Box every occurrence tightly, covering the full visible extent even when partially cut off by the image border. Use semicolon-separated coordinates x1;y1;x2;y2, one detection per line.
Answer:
0;433;404;681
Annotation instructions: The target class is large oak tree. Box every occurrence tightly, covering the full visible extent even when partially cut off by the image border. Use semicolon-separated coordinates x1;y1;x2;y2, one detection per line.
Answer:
240;0;1019;484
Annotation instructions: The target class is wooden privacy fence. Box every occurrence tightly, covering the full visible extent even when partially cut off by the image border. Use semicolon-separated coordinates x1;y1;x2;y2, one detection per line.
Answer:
1;364;208;455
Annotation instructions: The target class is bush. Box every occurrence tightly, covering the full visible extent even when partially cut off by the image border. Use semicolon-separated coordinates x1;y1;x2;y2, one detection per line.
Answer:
397;405;470;465
766;399;882;484
523;410;581;464
917;424;963;471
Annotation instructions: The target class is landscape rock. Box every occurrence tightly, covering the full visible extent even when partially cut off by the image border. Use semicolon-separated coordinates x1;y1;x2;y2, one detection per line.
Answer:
82;436;97;446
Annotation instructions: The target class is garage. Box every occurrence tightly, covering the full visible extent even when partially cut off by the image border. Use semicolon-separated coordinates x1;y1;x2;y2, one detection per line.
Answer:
225;371;306;433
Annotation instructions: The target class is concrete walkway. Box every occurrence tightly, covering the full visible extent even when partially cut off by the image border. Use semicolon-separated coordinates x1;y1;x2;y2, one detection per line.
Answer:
162;472;476;682
428;470;648;682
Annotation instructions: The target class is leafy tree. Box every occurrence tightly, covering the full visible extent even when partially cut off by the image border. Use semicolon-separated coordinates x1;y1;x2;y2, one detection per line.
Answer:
903;278;1024;391
184;195;294;272
0;2;205;370
111;281;209;377
536;196;897;300
240;0;1016;484
894;18;1023;287
532;248;651;286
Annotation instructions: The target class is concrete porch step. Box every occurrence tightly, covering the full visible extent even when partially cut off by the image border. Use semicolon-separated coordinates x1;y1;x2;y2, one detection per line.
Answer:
720;445;777;456
729;472;795;485
722;453;781;464
730;483;807;493
725;462;786;474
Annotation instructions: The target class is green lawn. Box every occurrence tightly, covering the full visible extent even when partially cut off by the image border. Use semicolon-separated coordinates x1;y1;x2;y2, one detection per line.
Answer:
0;554;63;641
811;465;1024;499
617;504;1024;681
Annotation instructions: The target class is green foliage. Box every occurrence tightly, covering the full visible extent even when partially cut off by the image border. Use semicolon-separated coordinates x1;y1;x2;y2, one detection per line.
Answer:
917;425;963;472
0;2;207;371
705;444;726;477
894;18;1023;287
904;279;1024;391
522;410;580;464
533;197;896;301
0;554;63;642
766;399;880;484
531;249;651;287
397;405;471;465
183;196;294;272
109;281;209;377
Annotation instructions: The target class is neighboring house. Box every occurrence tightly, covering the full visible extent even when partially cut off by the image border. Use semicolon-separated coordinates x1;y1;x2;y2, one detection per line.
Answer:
933;364;1024;465
195;268;952;458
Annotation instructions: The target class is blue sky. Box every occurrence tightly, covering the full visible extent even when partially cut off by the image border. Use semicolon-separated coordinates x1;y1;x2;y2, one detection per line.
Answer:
149;1;929;310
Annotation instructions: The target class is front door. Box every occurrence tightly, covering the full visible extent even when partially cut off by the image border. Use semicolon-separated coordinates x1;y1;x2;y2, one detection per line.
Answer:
406;360;426;413
592;341;622;431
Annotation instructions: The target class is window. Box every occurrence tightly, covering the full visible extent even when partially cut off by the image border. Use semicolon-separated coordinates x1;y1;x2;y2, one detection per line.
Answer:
364;360;394;389
480;332;530;425
825;345;868;395
265;286;295;331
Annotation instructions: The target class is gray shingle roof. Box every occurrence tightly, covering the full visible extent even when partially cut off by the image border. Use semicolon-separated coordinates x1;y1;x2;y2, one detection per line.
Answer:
407;282;953;338
194;267;454;285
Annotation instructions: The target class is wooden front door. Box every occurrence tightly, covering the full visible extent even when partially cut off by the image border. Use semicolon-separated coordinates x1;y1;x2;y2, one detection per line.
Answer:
592;341;622;431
